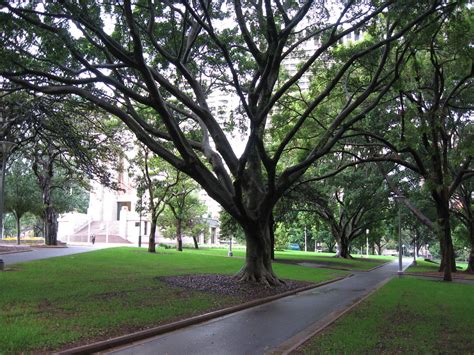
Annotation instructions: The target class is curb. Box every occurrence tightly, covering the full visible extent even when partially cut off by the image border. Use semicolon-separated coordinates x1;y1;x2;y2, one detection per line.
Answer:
56;275;350;354
0;249;33;255
268;275;395;355
364;261;392;272
293;259;392;273
33;245;69;249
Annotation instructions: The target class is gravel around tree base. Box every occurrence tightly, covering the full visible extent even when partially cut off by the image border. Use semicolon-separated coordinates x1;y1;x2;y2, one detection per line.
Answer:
158;274;314;302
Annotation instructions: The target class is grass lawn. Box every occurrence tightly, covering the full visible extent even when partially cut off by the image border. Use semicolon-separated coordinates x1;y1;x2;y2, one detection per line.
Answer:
405;259;474;280
186;247;393;271
298;276;474;354
0;247;347;352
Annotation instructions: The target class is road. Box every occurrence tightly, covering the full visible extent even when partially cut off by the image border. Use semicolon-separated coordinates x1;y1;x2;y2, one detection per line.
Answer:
106;259;412;355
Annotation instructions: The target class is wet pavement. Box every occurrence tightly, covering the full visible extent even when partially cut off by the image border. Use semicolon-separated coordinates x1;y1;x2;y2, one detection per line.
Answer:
0;244;111;265
106;259;412;355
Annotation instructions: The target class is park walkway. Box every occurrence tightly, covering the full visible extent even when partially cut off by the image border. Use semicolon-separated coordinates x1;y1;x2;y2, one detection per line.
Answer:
106;259;412;355
0;244;113;265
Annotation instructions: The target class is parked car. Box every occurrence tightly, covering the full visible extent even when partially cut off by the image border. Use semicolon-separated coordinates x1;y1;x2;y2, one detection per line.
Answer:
288;243;300;251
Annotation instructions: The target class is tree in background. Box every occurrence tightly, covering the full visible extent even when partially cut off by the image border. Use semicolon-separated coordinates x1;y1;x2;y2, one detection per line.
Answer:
160;177;207;251
360;10;473;280
286;161;390;258
1;93;122;244
219;210;246;245
131;145;180;253
4;156;88;244
4;159;42;244
452;180;474;272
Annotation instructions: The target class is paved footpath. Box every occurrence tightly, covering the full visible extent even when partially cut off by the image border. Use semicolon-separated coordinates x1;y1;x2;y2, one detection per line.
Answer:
0;244;112;265
107;259;412;355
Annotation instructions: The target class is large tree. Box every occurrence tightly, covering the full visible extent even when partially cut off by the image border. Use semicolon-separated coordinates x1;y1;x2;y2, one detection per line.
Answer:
453;180;474;272
0;1;449;284
354;8;473;280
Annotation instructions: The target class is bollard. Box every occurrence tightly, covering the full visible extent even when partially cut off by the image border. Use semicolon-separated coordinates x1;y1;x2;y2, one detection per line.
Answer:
0;259;4;271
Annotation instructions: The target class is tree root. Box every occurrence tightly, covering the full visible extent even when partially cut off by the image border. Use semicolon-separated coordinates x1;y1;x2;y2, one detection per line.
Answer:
333;254;353;259
234;270;285;287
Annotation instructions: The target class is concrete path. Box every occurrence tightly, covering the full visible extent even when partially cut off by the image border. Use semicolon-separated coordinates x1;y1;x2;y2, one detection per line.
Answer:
0;244;113;265
106;259;412;355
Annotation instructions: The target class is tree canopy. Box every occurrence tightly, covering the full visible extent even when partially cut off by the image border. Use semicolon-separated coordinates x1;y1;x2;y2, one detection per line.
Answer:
0;0;462;284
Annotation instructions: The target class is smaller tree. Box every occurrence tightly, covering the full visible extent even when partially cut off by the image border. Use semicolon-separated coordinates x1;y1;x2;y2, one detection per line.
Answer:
131;146;181;253
219;210;245;245
4;158;42;244
161;181;207;252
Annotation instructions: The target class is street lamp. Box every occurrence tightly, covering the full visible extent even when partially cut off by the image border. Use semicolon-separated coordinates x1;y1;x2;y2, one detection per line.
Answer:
413;236;417;266
0;140;16;240
138;196;142;248
304;225;307;252
394;195;403;274
366;229;369;257
228;235;233;257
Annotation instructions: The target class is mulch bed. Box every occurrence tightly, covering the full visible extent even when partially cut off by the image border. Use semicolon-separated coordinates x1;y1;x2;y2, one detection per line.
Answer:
158;274;314;302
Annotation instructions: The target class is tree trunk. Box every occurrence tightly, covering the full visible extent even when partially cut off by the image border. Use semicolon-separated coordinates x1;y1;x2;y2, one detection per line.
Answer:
16;214;21;245
375;241;383;256
44;207;58;246
192;235;199;249
235;221;281;286
465;221;474;273
176;219;183;251
434;194;455;281
335;235;351;259
270;213;275;260
148;219;156;253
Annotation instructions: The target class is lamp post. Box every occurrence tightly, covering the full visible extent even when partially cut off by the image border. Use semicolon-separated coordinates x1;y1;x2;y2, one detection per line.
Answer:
394;195;403;274
413;236;417;266
366;229;369;257
138;196;142;248
0;140;16;240
304;225;307;252
228;235;233;257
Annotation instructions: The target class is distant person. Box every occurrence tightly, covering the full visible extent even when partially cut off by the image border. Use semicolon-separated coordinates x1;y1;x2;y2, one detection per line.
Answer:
91;234;96;245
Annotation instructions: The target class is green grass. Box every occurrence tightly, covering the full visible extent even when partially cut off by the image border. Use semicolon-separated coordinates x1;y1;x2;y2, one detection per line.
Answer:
407;259;469;272
299;276;474;354
274;250;393;270
0;247;347;352
186;247;393;271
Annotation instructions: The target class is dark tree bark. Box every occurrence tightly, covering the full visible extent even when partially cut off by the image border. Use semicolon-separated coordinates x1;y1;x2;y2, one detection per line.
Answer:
454;183;474;273
236;219;280;286
335;234;352;259
192;235;199;249
15;213;20;245
32;144;59;246
466;216;474;272
148;219;157;253
432;191;456;282
44;207;58;246
176;219;183;252
270;213;275;260
375;241;383;256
